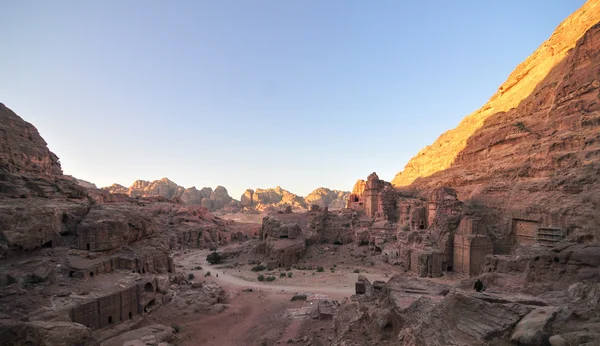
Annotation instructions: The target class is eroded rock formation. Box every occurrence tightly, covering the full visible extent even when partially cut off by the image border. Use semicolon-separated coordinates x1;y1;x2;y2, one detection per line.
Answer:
390;1;600;241
102;179;237;212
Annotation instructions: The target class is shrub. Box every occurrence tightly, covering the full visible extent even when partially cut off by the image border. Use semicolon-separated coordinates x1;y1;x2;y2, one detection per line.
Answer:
194;266;202;270
280;272;286;278
287;272;293;278
172;323;182;333
402;224;411;232
316;267;324;272
257;274;265;282
188;273;194;280
353;269;360;273
209;247;217;251
251;265;267;272
205;271;211;277
514;121;532;133
206;251;222;264
266;275;276;282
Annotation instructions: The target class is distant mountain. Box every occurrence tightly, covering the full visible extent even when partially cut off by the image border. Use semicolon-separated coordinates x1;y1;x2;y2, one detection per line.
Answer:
241;186;350;211
102;178;236;212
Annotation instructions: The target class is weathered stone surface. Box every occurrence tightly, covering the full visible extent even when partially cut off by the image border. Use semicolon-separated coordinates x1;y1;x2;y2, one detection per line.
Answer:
75;205;157;252
391;0;600;188
100;324;172;346
102;179;235;212
387;3;600;241
0;199;90;253
0;103;62;176
304;187;350;209
0;320;98;346
511;306;560;345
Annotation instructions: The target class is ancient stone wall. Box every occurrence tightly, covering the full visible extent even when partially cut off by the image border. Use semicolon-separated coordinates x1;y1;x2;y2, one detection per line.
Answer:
69;279;155;331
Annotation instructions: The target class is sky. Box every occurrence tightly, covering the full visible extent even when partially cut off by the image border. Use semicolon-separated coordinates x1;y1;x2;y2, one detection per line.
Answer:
0;0;587;199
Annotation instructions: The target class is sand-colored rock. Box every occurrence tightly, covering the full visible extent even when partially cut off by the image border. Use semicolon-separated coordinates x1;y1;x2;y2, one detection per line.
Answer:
392;0;600;187
103;179;234;212
304;187;350;209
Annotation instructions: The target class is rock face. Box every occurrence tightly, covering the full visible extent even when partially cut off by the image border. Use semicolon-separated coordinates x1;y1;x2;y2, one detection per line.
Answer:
0;104;233;343
73;178;97;189
241;186;350;212
102;179;235;212
389;1;600;240
0;103;63;176
240;186;306;211
391;0;600;188
304;187;350;209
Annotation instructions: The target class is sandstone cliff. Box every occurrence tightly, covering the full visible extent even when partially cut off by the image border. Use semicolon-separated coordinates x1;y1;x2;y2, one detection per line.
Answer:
389;0;600;239
240;186;350;211
0;103;63;176
102;179;236;212
304;187;350;209
392;0;600;187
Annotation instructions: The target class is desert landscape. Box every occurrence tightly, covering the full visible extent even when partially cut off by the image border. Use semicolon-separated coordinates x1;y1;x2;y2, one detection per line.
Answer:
1;1;600;345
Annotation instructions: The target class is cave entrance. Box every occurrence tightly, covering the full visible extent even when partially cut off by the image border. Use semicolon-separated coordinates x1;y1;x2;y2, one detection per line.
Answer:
144;299;156;313
128;312;132;319
108;316;113;324
41;240;53;248
144;282;153;292
382;321;394;340
86;243;90;250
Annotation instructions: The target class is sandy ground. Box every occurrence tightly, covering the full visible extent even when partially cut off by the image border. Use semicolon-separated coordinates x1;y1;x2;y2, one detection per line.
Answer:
143;247;390;346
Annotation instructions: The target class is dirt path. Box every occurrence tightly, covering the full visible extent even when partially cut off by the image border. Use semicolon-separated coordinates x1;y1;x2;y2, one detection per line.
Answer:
204;262;354;298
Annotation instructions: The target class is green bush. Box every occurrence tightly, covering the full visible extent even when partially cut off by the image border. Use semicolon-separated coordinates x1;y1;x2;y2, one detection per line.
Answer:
206;251;222;264
316;267;324;272
353;269;360;273
280;272;286;278
205;271;211;277
251;265;267;272
266;275;276;282
172;323;182;333
287;272;293;278
257;274;265;281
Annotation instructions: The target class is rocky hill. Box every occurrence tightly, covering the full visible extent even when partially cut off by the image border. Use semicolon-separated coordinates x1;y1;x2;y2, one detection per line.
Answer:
304;187;350;209
390;0;600;239
103;179;350;213
241;186;350;212
0;103;238;344
102;178;237;212
392;0;600;188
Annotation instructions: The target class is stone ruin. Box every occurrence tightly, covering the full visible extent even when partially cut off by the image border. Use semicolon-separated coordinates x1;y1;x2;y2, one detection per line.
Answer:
346;172;571;278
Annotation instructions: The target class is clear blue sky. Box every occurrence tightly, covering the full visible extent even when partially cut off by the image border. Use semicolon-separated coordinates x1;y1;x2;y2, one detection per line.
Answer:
0;0;586;199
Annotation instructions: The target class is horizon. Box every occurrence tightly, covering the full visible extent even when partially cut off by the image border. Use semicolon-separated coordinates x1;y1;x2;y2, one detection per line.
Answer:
0;0;586;199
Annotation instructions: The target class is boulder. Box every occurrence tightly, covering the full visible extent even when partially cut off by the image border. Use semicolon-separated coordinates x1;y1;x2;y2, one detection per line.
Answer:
511;306;560;345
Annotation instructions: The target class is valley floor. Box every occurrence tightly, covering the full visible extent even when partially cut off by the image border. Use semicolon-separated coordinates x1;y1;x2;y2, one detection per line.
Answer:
139;246;406;345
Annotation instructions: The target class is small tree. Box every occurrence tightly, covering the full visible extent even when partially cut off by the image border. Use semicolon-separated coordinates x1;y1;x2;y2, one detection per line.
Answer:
287;272;293;278
257;274;265;281
205;271;211;277
266;275;276;282
206;251;222;264
280;272;286;278
317;267;324;272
